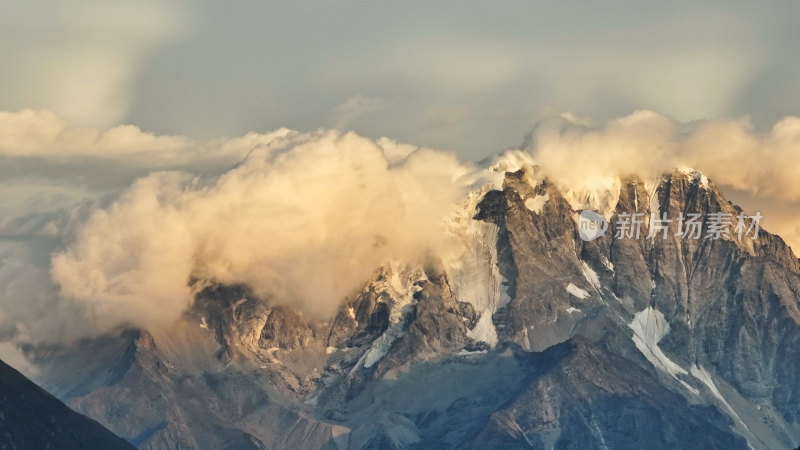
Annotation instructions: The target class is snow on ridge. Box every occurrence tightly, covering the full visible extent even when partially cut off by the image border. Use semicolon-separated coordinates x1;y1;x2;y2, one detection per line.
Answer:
628;308;701;396
566;283;590;299
444;220;511;312
678;167;709;188
600;255;614;272
580;261;601;290
467;309;498;346
628;307;687;378
443;197;511;349
561;176;621;220
359;261;426;369
690;364;747;428
363;329;401;368
372;260;425;325
456;349;488;356
643;176;663;212
488;150;536;181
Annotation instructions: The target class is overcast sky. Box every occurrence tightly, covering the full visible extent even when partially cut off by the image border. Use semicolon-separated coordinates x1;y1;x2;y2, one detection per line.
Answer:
2;0;800;158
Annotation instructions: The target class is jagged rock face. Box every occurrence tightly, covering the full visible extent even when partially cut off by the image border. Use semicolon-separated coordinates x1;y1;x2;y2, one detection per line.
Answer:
475;168;800;448
0;358;134;449
32;168;800;449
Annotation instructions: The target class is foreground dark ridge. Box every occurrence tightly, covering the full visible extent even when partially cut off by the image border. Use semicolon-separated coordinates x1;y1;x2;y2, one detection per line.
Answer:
0;358;134;449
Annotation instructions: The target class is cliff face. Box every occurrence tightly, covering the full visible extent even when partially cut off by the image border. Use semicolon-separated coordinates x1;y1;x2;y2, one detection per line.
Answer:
471;168;800;448
33;168;800;449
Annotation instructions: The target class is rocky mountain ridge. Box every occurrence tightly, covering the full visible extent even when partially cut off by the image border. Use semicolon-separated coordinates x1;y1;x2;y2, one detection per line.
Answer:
30;167;800;449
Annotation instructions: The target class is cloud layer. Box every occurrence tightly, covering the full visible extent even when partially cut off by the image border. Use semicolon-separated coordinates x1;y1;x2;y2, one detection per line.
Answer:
49;129;473;333
0;0;186;127
0;109;799;362
527;111;800;201
525;110;800;248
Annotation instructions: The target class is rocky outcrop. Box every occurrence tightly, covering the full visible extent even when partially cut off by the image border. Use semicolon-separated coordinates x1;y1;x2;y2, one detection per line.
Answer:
465;337;746;449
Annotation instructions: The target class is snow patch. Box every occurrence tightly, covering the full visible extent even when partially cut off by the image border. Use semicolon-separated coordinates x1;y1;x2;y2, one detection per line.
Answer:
443;201;511;349
566;307;582;314
643;176;663;211
580;262;601;290
691;364;746;426
679;168;710;189
628;307;687;378
456;349;488;356
566;283;590;299
524;194;549;214
521;327;531;351
362;328;400;369
372;261;425;325
488;150;537;186
359;261;426;369
444;205;511;313
562;176;621;219
467;310;498;346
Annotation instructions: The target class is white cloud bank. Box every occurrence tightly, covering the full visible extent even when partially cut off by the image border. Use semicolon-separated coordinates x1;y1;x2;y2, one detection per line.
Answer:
0;109;292;164
526;110;800;202
49;129;474;333
525;110;800;250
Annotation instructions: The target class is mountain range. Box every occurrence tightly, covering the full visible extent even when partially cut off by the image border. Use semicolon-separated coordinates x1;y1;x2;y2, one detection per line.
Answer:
13;166;800;449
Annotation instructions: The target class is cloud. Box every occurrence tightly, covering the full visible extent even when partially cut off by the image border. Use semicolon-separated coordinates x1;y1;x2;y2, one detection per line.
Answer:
50;130;474;334
0;109;292;166
423;107;472;131
524;110;800;201
0;110;300;345
523;110;680;189
0;1;188;127
329;95;389;130
0;342;39;378
0;109;191;158
523;110;800;251
0;244;74;346
1;109;800;352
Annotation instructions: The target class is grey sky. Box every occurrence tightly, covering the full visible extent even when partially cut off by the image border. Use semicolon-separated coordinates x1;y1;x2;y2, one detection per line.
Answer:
1;0;799;158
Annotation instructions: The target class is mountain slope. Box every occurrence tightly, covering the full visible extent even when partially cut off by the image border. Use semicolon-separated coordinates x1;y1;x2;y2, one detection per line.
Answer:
466;337;745;449
0;358;134;449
